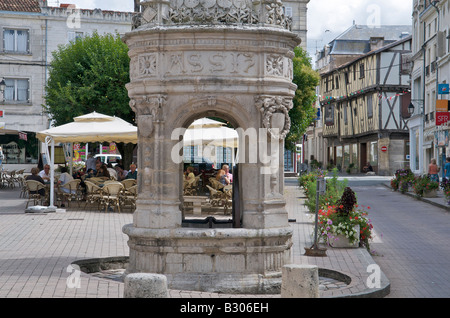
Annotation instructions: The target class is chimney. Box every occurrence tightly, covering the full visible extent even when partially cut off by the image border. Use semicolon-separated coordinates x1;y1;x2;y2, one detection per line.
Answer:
370;37;385;51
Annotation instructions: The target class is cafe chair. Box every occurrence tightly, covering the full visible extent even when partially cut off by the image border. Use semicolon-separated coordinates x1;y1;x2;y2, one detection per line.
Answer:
25;180;47;208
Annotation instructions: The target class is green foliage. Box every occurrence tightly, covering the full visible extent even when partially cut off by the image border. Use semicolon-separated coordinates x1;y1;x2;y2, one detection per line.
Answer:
44;32;133;126
302;168;348;213
285;47;320;151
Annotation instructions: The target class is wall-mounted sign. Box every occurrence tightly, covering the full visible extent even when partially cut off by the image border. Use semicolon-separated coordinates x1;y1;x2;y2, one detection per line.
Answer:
438;83;449;95
436;112;450;126
0;110;4;118
436;100;450;112
381;146;388;152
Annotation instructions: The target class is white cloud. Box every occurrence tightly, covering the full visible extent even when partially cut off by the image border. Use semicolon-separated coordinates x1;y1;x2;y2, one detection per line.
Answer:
307;0;412;58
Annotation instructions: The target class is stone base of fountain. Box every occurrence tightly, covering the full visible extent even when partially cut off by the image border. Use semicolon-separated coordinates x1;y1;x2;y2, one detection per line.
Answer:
123;225;292;294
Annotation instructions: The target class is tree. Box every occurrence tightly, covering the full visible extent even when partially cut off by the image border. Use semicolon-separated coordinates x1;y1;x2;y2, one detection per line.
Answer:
44;32;135;168
285;47;320;151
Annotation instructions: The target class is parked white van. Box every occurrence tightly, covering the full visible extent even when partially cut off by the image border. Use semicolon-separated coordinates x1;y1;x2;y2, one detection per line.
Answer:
94;154;122;166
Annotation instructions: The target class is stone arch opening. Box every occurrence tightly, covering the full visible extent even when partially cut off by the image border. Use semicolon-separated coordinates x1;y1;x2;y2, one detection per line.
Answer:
179;113;240;228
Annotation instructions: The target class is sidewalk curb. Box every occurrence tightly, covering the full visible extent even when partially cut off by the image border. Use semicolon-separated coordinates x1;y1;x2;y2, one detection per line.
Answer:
382;183;450;213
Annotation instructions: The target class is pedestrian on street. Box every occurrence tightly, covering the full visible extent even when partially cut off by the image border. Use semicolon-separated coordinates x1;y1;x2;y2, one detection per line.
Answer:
444;157;450;181
428;158;440;183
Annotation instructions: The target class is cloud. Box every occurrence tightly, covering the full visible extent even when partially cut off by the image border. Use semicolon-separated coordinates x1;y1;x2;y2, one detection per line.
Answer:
307;0;412;57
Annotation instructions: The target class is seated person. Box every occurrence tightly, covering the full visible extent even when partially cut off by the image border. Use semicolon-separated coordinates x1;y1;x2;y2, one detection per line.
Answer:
363;162;373;173
96;164;111;179
216;169;230;186
184;166;195;181
26;167;46;196
107;163;118;180
126;164;138;180
39;164;51;182
114;165;128;181
57;167;75;208
221;164;233;183
58;167;75;193
84;168;95;179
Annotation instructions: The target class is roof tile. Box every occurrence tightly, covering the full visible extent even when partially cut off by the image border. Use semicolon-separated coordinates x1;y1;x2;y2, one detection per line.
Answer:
0;0;41;13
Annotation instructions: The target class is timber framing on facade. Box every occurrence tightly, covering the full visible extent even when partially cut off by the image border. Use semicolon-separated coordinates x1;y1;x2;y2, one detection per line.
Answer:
318;36;412;176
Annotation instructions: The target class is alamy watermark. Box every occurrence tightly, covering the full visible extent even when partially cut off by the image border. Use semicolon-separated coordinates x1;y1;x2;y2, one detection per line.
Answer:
66;4;81;29
366;4;381;28
171;127;282;175
66;264;81;289
366;264;381;289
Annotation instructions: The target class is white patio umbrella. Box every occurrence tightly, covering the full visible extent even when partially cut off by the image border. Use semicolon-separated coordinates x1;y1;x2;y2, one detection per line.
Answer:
36;111;137;209
183;118;238;148
36;111;137;144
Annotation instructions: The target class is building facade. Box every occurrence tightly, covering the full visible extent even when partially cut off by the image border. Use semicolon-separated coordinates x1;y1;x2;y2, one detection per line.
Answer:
0;0;132;164
408;0;450;175
304;24;412;173
318;36;412;176
283;0;309;50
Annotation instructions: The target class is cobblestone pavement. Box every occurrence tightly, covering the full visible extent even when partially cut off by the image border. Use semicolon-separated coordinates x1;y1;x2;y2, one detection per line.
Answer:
0;184;388;298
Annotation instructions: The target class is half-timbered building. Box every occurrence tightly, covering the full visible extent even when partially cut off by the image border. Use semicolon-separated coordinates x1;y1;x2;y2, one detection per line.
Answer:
319;36;412;175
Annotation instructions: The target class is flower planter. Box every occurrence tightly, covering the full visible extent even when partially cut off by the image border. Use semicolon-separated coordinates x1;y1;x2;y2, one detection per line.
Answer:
329;224;360;248
423;189;437;198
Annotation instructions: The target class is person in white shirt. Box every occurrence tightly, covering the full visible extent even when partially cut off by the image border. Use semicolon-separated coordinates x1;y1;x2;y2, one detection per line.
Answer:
57;167;75;208
107;163;118;180
39;164;51;182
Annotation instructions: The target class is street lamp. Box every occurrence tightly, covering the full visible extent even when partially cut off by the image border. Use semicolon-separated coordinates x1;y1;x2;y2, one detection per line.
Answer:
0;78;6;102
408;102;415;116
0;78;5;93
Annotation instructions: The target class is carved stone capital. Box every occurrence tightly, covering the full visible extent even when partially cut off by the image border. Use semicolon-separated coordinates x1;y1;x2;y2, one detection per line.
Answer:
255;95;293;139
130;94;167;137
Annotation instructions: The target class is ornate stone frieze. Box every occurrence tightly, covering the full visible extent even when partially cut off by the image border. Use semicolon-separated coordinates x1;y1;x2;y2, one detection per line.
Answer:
255;95;293;139
133;51;257;78
133;0;292;30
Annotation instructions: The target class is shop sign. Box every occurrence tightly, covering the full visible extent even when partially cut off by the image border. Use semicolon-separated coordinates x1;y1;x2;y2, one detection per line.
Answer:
438;84;449;95
436;112;450;126
436;100;450;112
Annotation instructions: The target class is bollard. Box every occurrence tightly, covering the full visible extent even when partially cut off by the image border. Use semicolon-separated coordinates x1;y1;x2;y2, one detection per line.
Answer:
281;264;320;298
124;273;168;298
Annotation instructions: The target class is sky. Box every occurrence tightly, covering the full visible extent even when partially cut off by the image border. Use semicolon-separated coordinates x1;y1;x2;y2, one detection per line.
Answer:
51;0;413;60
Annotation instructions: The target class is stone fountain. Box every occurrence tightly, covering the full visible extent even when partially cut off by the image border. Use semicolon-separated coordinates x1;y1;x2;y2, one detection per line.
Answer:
122;0;301;294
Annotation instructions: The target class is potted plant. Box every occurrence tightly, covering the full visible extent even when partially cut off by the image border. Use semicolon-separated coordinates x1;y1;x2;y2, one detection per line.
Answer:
445;188;450;205
441;178;450;205
412;175;439;198
391;168;415;193
318;187;374;251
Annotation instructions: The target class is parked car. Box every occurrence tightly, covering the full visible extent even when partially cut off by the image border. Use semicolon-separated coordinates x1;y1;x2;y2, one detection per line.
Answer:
94;154;122;166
